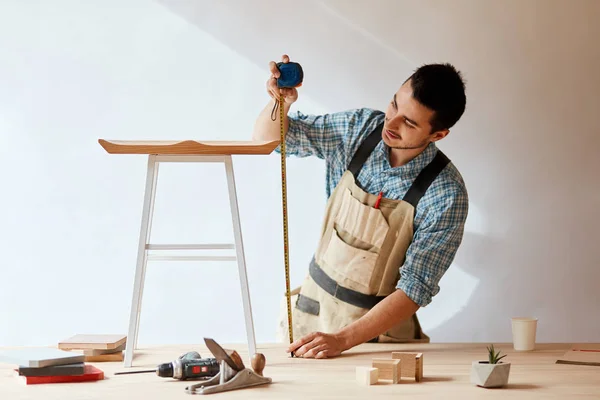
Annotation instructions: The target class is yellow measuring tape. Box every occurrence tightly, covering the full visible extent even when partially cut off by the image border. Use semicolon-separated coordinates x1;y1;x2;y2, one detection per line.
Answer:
278;94;294;354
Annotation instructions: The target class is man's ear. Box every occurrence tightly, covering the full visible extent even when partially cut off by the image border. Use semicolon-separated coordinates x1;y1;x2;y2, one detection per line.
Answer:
430;129;449;142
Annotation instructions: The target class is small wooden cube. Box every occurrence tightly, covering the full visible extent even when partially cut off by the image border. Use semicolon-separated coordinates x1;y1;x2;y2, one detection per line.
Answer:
391;352;423;382
372;359;400;384
356;366;379;385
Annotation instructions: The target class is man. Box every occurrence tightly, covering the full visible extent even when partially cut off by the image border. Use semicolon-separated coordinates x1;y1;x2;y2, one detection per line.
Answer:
252;55;469;359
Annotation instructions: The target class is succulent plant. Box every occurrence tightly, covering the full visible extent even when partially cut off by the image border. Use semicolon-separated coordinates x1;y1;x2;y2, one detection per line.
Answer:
487;344;507;364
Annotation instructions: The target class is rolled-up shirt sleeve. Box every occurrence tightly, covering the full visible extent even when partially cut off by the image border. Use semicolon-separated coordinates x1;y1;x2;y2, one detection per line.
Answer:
275;109;360;160
396;182;469;307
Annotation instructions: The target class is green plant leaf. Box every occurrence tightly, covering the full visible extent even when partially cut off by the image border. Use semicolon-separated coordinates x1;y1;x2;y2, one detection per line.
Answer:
485;344;507;364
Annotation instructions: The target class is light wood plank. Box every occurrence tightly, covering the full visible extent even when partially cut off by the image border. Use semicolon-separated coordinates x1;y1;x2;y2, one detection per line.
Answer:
84;352;124;362
0;343;598;399
58;334;126;351
391;352;423;381
98;139;280;155
372;359;400;383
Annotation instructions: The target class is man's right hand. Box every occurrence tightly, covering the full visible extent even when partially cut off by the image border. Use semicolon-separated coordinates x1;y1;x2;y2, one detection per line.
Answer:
266;54;299;105
252;54;299;141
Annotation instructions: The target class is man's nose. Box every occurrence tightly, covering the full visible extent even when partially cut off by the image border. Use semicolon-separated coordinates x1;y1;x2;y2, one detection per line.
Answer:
386;115;403;128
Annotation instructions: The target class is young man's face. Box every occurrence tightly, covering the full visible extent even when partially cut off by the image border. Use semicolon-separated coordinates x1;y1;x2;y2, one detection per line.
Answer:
383;80;448;150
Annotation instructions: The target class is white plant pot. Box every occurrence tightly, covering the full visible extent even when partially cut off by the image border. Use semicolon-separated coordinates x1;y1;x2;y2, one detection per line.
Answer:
470;361;511;388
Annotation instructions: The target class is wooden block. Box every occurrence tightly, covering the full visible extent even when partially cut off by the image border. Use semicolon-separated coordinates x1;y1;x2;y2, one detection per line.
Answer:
84;351;124;362
372;359;400;384
356;367;379;385
58;334;126;351
391;352;423;382
83;342;126;356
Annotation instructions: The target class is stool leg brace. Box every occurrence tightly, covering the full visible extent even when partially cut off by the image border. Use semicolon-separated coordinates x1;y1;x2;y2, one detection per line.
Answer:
123;154;257;367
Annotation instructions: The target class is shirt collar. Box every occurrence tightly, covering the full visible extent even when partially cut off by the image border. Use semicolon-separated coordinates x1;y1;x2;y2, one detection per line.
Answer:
378;141;439;176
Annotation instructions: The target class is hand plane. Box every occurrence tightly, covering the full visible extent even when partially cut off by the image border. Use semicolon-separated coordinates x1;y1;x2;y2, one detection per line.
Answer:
185;338;272;395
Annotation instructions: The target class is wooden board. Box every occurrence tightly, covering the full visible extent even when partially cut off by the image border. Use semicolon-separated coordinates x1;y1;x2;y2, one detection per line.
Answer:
83;343;126;356
58;334;127;351
1;343;599;399
98;139;280;155
84;352;124;362
556;348;600;366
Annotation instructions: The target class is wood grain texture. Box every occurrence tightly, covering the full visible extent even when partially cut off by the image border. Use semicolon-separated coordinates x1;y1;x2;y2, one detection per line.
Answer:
0;343;599;399
98;139;280;155
372;359;400;383
83;343;126;356
391;352;423;381
58;334;126;350
84;352;124;362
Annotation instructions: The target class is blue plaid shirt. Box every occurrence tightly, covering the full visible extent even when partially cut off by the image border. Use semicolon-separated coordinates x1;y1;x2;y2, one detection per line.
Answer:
276;107;469;307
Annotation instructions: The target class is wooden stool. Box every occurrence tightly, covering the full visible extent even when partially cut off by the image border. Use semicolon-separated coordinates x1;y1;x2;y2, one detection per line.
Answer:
98;139;279;367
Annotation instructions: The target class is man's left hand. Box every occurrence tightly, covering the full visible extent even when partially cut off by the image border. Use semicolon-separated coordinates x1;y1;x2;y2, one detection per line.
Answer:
286;331;347;359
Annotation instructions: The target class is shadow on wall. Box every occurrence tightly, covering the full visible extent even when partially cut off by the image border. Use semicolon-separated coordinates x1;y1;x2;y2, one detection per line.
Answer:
155;0;600;342
155;0;420;111
424;198;600;342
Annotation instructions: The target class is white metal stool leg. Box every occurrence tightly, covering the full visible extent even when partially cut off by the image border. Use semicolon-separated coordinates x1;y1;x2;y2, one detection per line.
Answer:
224;156;257;358
124;155;159;368
122;154;257;367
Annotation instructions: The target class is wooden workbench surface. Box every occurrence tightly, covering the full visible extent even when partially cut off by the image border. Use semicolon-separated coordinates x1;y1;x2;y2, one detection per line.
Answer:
1;343;598;399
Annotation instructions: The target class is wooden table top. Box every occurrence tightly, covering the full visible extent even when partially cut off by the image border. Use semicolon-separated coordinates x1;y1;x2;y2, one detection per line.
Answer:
1;342;598;399
98;139;280;155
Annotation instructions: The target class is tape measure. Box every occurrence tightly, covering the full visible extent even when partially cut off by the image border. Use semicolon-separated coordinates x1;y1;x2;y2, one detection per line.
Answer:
279;93;294;355
273;61;303;356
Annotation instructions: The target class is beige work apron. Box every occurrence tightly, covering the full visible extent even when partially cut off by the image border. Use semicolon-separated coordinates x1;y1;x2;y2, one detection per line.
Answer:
277;124;449;345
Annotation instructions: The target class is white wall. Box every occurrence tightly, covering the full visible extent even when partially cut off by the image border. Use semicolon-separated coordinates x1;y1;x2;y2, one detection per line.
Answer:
1;0;599;347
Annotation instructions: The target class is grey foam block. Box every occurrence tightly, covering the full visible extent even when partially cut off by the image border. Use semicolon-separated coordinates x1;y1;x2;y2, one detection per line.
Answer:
18;362;86;376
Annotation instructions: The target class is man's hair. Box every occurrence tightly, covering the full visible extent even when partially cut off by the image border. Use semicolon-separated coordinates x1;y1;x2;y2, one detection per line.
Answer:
405;63;466;132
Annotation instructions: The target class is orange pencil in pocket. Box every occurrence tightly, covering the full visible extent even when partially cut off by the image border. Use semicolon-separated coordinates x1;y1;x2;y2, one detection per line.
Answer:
374;191;383;209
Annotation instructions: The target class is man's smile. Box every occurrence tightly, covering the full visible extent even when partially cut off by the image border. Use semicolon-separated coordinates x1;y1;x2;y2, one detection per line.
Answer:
385;129;401;140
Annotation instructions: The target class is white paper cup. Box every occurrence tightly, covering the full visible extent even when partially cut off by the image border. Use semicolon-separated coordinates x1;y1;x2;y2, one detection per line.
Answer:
511;317;538;351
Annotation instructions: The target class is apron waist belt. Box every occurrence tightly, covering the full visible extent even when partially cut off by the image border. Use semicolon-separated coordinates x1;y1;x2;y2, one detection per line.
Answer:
309;257;386;309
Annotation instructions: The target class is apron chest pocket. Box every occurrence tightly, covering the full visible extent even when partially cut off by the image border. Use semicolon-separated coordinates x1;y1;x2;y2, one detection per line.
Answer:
334;188;390;251
322;229;380;293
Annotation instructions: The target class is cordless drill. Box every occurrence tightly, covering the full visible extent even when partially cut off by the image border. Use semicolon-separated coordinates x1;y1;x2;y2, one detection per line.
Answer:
155;351;220;380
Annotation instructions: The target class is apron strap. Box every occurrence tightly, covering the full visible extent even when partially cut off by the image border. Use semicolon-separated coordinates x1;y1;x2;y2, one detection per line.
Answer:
347;122;384;179
309;257;386;309
402;150;450;208
346;123;450;208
